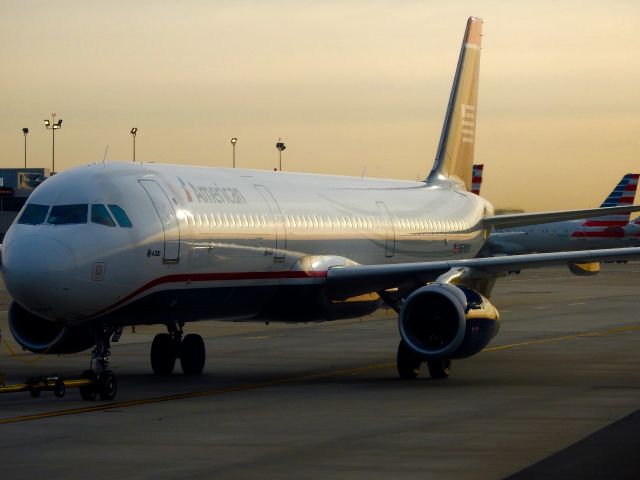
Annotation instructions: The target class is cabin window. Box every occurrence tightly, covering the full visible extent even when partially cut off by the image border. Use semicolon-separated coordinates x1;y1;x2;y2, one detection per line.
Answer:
91;204;116;227
107;205;133;228
18;204;50;225
47;204;88;225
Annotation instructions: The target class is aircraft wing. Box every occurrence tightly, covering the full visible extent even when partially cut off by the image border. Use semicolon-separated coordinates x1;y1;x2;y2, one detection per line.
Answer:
326;247;640;300
483;205;640;229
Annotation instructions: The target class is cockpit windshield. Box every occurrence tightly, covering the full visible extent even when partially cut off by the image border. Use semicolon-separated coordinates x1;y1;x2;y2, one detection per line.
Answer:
91;204;116;227
16;202;132;228
47;204;88;225
107;205;133;228
18;204;50;225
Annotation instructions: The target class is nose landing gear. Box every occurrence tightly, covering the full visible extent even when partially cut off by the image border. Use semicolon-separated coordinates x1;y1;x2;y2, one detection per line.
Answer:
150;322;205;375
79;326;119;401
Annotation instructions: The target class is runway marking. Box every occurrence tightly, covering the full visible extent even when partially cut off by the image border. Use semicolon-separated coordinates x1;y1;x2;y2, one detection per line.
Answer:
531;306;550;310
569;302;587;306
2;324;639;426
244;336;271;340
483;325;640;353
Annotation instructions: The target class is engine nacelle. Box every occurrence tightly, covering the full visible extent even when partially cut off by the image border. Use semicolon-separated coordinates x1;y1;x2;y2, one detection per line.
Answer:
398;284;500;360
8;302;94;354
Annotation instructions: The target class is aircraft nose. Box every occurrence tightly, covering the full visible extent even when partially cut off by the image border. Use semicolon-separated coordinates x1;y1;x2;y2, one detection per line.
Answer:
2;234;76;314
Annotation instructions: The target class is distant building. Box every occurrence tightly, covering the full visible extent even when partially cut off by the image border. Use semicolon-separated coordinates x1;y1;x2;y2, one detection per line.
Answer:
0;168;50;241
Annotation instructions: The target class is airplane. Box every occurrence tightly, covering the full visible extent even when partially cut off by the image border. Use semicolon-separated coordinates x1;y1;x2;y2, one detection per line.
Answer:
625;217;640;243
3;17;640;401
482;173;640;256
471;164;483;195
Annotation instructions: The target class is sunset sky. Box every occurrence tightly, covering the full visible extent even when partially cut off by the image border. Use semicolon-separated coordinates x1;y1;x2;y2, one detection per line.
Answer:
2;0;639;211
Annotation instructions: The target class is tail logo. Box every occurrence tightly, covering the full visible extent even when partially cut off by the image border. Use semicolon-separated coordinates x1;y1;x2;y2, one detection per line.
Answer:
461;104;475;144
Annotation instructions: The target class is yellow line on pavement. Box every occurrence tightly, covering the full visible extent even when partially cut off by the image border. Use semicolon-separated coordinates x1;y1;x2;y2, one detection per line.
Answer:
1;324;639;425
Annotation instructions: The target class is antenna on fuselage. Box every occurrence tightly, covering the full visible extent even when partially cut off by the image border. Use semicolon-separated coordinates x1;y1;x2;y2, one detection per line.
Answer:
102;145;109;165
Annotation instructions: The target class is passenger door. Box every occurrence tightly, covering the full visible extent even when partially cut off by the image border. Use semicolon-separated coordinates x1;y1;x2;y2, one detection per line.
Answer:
139;180;181;263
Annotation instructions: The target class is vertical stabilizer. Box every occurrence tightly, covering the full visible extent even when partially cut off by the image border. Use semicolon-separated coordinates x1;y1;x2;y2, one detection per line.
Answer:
427;17;483;190
471;164;484;195
573;173;639;238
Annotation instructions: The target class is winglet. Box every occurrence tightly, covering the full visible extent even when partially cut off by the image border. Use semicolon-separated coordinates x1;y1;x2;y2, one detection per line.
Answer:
427;17;483;190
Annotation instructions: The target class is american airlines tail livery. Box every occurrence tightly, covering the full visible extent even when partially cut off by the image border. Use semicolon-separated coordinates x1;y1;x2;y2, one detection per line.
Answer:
3;17;640;400
471;164;484;195
484;173;640;256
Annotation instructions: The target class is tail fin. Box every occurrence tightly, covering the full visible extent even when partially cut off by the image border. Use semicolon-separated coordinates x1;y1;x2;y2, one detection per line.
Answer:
427;16;483;189
581;173;639;227
471;164;484;195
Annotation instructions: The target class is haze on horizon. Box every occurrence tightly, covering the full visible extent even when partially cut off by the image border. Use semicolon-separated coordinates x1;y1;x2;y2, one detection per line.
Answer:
1;0;639;211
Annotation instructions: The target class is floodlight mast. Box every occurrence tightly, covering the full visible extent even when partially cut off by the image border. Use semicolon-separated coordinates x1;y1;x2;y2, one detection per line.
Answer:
22;127;29;168
230;137;238;168
276;138;286;171
43;113;62;174
130;128;138;162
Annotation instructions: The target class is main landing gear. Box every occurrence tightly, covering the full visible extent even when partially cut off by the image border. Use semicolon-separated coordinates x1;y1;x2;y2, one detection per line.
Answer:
79;326;120;401
151;322;205;375
396;340;451;380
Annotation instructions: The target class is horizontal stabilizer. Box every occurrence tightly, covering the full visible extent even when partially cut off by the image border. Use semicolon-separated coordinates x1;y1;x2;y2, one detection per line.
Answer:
483;205;640;230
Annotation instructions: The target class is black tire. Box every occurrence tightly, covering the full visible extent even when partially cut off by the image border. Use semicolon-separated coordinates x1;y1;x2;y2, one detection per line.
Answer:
54;379;66;398
97;370;118;401
397;340;422;379
427;359;452;379
180;334;206;375
80;370;97;401
151;333;176;375
30;389;41;398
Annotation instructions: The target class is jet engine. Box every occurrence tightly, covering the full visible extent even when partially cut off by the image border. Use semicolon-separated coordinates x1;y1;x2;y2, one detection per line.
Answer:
8;302;94;354
398;284;500;360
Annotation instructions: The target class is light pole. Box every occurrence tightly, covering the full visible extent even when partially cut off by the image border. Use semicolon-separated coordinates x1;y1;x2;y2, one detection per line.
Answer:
230;137;237;168
22;128;29;168
44;113;62;174
276;138;286;171
130;128;138;162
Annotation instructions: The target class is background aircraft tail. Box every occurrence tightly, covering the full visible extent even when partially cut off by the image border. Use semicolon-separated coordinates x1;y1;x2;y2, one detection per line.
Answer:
427;16;482;190
471;164;484;195
573;173;639;238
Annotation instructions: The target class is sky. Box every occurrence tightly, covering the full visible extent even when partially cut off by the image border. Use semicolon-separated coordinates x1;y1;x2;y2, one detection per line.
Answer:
1;0;639;211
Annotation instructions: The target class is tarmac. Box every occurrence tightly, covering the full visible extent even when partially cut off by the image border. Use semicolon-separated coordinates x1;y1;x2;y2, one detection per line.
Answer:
1;263;639;479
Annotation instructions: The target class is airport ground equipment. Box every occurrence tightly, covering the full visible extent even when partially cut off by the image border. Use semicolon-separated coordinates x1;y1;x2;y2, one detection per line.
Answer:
0;372;116;400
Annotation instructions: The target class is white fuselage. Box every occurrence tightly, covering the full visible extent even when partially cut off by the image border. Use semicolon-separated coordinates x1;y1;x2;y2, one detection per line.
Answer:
486;219;632;255
1;162;490;326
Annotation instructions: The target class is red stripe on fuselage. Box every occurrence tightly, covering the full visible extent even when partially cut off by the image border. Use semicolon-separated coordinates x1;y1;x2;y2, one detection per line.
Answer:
571;230;625;238
581;220;628;227
89;270;328;320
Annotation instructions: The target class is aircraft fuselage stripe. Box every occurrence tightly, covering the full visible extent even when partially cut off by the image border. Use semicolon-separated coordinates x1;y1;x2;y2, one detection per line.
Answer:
91;270;328;318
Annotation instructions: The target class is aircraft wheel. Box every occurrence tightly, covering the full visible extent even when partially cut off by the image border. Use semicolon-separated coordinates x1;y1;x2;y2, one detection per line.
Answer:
427;359;452;379
97;370;118;401
151;333;177;375
30;389;41;398
397;340;422;379
80;370;97;401
53;379;66;398
180;334;206;375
